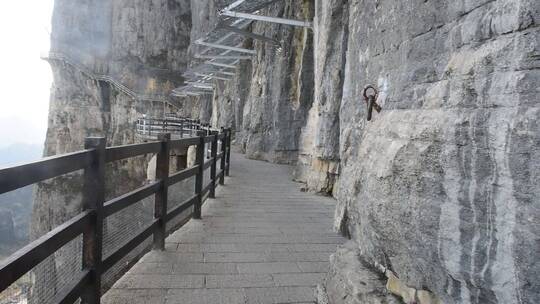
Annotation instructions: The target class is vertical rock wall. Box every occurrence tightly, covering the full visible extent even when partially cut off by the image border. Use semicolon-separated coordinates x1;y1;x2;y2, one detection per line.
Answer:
109;0;191;96
189;0;316;160
31;0;192;301
293;0;349;194
212;54;253;131
329;1;539;303
239;1;315;164
31;0;539;303
211;0;539;303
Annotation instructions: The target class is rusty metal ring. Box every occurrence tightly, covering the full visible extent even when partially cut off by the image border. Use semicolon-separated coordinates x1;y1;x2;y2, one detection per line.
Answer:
362;85;378;101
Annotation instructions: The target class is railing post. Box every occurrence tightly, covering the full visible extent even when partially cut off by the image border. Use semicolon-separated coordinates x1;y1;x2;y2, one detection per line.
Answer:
226;128;231;176
219;128;226;185
180;120;184;138
81;137;106;304
154;133;170;250
193;131;205;219
209;131;218;198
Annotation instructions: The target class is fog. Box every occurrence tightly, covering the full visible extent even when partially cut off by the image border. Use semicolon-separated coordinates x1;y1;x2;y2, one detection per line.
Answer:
0;1;54;149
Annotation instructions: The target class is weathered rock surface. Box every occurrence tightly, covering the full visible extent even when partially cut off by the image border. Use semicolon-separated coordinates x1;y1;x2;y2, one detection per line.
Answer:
31;0;540;303
320;241;400;304
293;0;348;194
31;0;193;302
332;1;540;303
238;1;315;164
212;56;253;131
206;0;539;303
168;0;540;302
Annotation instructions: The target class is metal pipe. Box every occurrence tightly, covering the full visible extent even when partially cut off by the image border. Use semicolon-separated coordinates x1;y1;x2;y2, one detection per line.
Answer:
221;10;313;28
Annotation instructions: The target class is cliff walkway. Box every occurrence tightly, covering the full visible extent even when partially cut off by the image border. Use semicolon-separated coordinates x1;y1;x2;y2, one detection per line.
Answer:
42;52;171;102
0;124;343;304
102;152;343;304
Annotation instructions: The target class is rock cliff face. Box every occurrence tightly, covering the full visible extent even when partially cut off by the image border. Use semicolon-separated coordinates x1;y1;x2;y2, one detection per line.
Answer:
330;1;539;303
31;0;192;301
201;0;539;303
239;1;315;164
293;0;348;194
33;0;539;303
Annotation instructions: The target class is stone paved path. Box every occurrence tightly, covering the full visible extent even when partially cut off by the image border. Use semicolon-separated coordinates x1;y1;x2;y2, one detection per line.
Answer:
103;152;344;304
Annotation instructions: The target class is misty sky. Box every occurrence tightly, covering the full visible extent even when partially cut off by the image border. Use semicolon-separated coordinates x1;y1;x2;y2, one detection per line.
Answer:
0;1;54;149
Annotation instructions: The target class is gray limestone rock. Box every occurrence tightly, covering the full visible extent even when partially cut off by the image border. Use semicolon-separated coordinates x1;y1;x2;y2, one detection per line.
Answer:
240;1;315;164
333;1;540;303
184;1;540;302
30;0;193;302
320;241;400;304
28;1;540;304
294;0;349;194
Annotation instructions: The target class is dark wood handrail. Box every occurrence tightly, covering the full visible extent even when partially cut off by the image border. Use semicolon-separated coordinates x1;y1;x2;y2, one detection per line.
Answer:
168;166;199;186
103;181;163;217
0;150;94;194
0;127;233;304
0;210;94;291
106;142;162;162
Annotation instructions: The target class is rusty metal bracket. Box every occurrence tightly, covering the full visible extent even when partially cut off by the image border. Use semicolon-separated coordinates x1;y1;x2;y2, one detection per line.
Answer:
362;85;382;121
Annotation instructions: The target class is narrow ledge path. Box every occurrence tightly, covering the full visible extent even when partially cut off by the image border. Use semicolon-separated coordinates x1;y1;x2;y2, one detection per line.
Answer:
103;152;345;304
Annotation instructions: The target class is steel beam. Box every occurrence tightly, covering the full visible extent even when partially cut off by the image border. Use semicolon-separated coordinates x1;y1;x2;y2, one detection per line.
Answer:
199;19;252;55
171;92;189;97
183;92;205;97
222;25;280;45
195;40;256;54
186;81;213;86
193;86;214;91
199;65;237;76
195;73;232;81
186;83;215;90
195;54;253;60
217;71;236;76
221;10;312;28
173;90;210;97
206;61;237;69
222;0;247;12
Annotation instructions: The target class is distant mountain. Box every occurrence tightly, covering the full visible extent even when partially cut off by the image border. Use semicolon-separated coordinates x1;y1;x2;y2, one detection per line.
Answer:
0;143;43;168
0;143;42;256
0;116;46;151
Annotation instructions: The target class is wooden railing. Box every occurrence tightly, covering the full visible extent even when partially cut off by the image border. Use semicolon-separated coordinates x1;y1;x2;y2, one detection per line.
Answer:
0;128;232;304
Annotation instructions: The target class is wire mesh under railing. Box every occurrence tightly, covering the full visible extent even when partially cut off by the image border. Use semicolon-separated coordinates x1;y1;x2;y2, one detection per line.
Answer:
0;228;84;304
0;128;232;303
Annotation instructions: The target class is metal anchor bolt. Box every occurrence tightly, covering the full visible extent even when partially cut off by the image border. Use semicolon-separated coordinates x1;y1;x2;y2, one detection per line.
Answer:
362;85;382;121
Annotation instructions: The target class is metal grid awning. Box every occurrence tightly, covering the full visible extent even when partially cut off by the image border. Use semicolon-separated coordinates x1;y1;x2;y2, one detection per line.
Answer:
173;0;312;96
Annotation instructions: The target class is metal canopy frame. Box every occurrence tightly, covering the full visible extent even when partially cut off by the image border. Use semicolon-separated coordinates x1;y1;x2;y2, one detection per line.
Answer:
186;82;215;90
221;25;279;45
221;11;313;28
206;61;237;69
195;73;233;81
194;54;253;60
198;19;252;56
174;0;314;96
217;71;236;76
195;39;256;54
172;92;202;97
